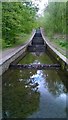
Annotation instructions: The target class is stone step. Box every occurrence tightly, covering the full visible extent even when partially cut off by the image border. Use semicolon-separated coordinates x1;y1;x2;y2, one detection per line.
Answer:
27;45;46;52
32;40;44;42
32;42;44;45
32;38;44;45
34;33;42;37
33;36;43;39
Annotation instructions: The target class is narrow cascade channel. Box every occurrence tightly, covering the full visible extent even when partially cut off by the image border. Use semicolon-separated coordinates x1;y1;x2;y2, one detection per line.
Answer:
2;52;68;118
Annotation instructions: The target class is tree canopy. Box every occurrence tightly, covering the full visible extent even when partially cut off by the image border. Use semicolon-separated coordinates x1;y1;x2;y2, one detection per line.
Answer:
2;2;37;46
42;2;66;36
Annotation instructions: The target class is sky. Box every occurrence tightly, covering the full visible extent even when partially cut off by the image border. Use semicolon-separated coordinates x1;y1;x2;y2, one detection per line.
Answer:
32;0;48;16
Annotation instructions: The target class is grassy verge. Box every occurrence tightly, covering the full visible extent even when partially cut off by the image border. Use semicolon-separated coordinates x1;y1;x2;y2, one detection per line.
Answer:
45;32;68;58
51;38;68;50
0;39;2;50
2;33;31;50
51;38;68;58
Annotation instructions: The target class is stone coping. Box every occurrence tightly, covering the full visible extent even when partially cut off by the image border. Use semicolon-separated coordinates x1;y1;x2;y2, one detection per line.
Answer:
41;30;68;65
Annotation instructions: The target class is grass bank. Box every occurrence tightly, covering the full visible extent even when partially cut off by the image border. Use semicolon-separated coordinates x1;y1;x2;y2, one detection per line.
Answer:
43;31;68;58
1;33;31;50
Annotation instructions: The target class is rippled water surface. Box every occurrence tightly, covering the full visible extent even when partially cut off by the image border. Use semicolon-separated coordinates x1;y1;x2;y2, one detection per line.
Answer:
2;53;68;118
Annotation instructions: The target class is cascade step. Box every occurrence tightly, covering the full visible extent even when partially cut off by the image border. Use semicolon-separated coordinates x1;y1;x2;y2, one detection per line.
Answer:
32;37;44;45
34;33;42;37
33;37;43;40
27;45;46;52
32;37;43;41
28;29;46;52
10;63;61;70
32;41;44;45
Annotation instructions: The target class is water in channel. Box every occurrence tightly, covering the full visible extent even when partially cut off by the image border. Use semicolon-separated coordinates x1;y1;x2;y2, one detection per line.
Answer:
2;52;68;118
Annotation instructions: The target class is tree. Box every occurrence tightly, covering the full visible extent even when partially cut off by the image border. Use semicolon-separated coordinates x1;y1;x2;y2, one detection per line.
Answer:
2;2;37;46
43;2;66;36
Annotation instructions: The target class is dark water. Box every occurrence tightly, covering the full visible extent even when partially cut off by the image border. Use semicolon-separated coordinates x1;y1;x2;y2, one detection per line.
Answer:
2;52;68;118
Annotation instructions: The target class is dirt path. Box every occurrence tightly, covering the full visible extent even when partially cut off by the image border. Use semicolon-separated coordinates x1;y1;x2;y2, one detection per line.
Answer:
0;45;24;60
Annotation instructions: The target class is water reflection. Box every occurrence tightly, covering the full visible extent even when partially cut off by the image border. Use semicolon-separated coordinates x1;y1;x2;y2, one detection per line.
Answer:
44;70;67;97
29;69;67;97
2;53;68;118
2;70;40;118
2;68;67;118
28;70;67;118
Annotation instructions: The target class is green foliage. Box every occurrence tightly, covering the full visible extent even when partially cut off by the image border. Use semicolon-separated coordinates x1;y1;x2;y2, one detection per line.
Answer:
2;2;37;47
2;33;31;49
43;2;66;37
55;39;68;48
0;3;2;50
66;1;68;34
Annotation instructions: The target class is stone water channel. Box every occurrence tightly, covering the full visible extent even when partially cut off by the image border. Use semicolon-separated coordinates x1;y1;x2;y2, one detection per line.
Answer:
2;30;68;119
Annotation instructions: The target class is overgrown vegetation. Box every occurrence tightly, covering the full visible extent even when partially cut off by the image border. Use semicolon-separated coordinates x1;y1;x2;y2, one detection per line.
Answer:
43;2;66;36
2;2;37;48
0;3;2;49
2;1;68;54
40;2;68;50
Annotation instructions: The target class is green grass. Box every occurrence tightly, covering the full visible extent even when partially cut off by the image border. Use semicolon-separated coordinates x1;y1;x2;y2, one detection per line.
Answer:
45;32;68;57
2;33;31;49
0;39;2;50
52;38;68;49
12;33;31;47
